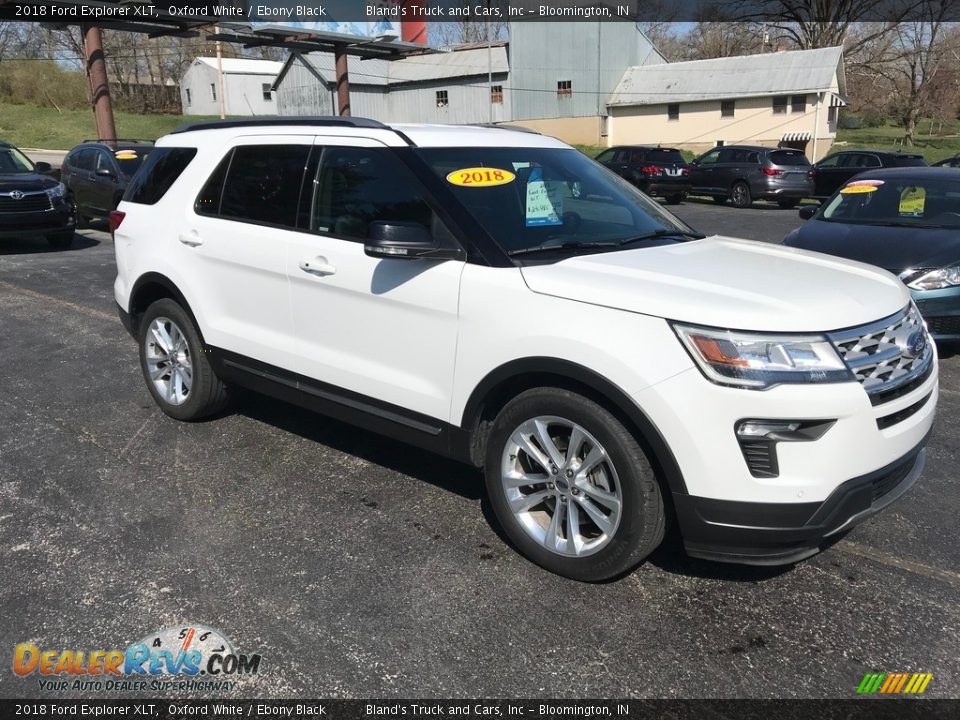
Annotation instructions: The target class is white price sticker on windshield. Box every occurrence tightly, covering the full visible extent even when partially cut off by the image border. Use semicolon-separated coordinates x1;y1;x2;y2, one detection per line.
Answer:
525;167;563;227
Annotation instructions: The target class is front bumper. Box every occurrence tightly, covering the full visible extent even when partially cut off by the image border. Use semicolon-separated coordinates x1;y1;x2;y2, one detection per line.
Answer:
675;438;927;565
913;286;960;341
0;203;73;238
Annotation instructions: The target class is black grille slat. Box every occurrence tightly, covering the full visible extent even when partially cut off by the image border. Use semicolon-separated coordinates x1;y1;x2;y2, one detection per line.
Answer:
876;392;933;430
870;458;914;502
0;193;52;212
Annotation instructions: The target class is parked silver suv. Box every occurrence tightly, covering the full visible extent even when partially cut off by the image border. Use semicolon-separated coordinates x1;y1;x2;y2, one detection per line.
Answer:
688;145;814;208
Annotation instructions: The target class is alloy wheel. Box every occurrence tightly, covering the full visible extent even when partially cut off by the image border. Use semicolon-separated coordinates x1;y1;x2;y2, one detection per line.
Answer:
144;316;193;406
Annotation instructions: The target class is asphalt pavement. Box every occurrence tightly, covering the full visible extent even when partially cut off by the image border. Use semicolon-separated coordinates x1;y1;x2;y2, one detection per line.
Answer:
1;214;957;700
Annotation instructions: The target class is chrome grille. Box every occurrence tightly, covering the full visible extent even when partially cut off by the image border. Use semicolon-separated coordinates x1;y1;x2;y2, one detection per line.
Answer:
828;305;933;398
0;190;53;213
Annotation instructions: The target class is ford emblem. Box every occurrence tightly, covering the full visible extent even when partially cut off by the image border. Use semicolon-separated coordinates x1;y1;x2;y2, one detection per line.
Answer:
903;331;927;359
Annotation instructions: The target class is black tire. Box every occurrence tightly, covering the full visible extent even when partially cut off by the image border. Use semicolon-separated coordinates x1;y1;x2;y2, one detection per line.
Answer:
484;387;665;582
712;195;727;204
665;194;684;205
46;230;74;249
730;181;752;208
777;199;800;209
138;298;228;421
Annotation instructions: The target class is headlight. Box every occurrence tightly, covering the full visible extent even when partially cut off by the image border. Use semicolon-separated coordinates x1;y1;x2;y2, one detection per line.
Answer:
673;323;852;389
45;183;66;199
903;265;960;291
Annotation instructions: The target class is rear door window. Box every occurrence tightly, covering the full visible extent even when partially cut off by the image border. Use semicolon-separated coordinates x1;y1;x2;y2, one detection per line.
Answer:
217;145;310;228
124;147;197;205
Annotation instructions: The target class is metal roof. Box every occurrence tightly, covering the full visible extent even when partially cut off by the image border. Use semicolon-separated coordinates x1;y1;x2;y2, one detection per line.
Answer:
609;46;845;107
194;57;284;76
284;45;508;89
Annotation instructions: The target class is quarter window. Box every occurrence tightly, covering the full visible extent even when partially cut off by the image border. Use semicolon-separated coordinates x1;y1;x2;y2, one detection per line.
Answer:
215;145;311;228
310;147;436;242
124;148;197;205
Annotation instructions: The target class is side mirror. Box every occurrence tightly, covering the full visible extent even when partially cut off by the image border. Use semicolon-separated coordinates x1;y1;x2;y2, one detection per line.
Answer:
364;221;464;261
96;167;115;178
798;205;817;220
34;161;52;173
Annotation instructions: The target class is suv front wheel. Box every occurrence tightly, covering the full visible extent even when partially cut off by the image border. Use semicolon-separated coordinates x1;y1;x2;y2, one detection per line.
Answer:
138;298;228;421
484;388;665;582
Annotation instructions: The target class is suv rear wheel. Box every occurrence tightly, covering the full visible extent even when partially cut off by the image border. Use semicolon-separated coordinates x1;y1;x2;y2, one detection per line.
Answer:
730;181;752;208
484;387;665;582
139;298;228;421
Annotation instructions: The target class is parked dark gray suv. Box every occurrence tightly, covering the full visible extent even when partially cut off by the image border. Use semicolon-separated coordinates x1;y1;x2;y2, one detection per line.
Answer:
688;145;814;208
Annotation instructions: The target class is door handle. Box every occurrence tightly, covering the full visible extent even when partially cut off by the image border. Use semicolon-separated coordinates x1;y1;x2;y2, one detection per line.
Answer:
299;257;336;276
178;231;203;247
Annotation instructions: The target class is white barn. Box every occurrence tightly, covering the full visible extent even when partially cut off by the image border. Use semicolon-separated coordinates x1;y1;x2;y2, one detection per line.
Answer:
179;57;283;116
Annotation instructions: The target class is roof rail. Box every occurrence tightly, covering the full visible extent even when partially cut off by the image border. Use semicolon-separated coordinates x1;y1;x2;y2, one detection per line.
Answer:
170;116;391;135
83;138;155;144
469;123;541;135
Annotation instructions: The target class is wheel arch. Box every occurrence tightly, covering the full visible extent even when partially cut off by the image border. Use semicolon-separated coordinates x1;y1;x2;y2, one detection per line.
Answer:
459;357;688;497
128;272;203;340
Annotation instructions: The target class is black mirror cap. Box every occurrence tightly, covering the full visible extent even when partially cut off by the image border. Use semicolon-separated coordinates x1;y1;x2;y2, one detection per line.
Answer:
364;221;464;261
798;205;817;220
34;161;53;173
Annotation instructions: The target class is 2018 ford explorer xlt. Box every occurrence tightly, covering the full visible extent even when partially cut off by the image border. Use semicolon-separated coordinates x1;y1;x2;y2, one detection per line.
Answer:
113;118;938;582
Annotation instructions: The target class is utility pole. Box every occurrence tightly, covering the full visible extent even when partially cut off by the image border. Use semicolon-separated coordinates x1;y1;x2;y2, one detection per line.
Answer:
82;23;117;143
214;25;226;119
334;43;350;116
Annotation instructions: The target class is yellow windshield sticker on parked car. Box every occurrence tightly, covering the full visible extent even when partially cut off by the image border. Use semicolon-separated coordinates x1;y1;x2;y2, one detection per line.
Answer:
115;151;138;160
899;186;926;215
446;167;515;187
840;183;880;194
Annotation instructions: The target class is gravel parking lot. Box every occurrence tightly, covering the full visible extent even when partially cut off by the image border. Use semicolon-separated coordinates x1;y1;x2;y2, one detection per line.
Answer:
1;210;958;699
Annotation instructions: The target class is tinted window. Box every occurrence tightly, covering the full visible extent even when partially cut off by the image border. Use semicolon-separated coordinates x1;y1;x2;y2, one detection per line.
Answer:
219;145;310;228
770;150;811;166
0;145;35;174
893;156;928;168
124;147;198;205
838;154;862;168
697;149;722;165
94;151;114;173
822;177;960;228
595;149;617;163
816;154;841;168
645;148;685;164
195;151;232;216
717;149;738;163
74;148;97;172
310;147;433;240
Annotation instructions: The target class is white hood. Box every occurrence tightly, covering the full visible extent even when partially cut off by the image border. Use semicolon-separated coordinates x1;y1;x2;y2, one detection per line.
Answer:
519;236;910;333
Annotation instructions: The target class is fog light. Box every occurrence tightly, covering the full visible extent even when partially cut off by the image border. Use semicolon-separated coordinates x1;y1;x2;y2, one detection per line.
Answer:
735;419;835;478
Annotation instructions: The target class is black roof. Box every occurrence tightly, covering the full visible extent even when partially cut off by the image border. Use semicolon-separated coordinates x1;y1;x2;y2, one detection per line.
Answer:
829;149;925;158
840;166;960;179
607;145;682;151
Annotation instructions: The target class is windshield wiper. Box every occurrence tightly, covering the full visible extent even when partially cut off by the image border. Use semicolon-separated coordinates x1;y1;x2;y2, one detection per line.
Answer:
508;241;618;257
618;229;705;246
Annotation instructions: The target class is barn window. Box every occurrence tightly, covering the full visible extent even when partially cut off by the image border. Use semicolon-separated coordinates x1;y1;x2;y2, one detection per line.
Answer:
210;83;216;102
262;84;273;101
667;104;680;121
491;85;503;104
436;90;448;108
773;95;788;114
185;89;191;106
557;80;572;98
828;106;837;123
792;94;807;113
721;100;735;117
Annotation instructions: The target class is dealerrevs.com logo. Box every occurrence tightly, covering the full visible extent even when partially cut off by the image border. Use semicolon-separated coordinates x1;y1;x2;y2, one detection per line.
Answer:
13;624;263;693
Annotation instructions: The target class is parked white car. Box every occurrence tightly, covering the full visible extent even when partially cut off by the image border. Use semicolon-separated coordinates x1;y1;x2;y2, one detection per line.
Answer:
112;119;938;581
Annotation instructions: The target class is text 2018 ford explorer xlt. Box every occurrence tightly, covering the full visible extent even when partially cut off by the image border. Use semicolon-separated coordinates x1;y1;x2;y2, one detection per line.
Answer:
112;118;937;582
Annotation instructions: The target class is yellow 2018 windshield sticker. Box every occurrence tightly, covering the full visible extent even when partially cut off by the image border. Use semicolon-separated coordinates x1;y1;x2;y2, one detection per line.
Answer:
840;183;879;194
114;150;138;160
446;167;515;187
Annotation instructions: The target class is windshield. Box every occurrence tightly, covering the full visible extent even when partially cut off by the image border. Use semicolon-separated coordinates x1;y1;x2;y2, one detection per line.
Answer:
821;177;960;228
0;146;36;174
113;149;149;176
416;147;697;256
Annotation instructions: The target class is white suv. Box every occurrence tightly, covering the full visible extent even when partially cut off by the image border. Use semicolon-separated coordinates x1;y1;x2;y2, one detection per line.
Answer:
113;118;938;581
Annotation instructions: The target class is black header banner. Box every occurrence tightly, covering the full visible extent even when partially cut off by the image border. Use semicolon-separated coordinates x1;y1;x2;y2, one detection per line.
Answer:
1;0;959;23
1;699;958;720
